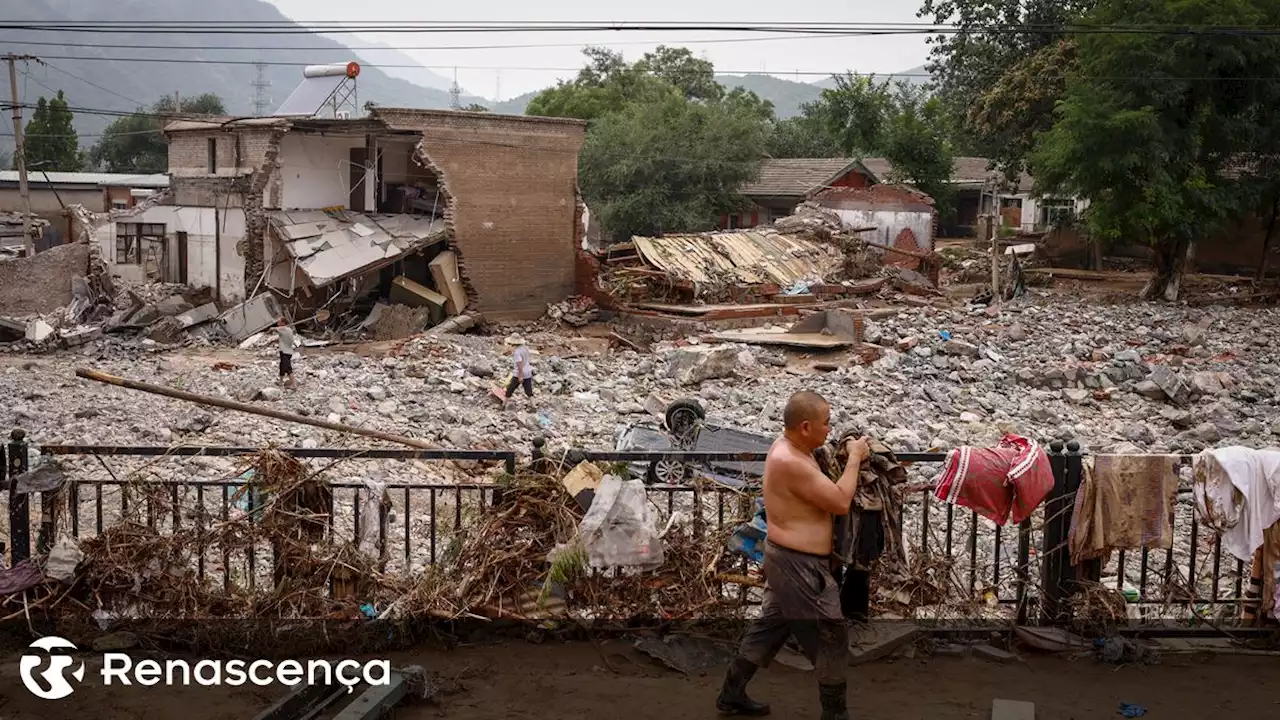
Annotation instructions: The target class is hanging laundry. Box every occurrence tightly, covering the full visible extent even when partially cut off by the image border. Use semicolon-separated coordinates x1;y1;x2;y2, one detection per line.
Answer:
1192;447;1280;562
1068;455;1180;566
931;434;1054;526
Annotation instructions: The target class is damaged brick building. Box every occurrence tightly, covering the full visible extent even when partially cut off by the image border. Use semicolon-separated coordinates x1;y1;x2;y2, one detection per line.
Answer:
83;107;587;324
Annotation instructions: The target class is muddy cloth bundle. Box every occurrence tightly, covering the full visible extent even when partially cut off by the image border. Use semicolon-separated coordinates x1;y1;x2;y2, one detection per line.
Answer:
931;433;1053;526
814;431;909;571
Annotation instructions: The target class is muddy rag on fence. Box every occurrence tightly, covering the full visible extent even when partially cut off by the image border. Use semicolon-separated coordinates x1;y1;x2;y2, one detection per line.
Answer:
1068;454;1180;566
1192;447;1280;562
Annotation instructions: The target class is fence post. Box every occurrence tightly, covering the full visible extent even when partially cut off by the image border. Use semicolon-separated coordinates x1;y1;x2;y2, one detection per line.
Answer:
530;436;546;475
8;429;31;565
1039;439;1083;625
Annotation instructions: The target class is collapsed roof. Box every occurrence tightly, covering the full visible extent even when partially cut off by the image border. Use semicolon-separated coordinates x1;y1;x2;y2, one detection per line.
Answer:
267;209;447;288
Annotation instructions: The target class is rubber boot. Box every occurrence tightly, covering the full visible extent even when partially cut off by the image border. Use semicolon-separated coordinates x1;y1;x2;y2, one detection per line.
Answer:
716;657;771;716
819;682;850;720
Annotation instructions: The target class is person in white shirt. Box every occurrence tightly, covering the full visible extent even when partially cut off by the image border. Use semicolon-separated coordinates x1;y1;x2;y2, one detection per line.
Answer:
502;335;534;406
274;316;298;388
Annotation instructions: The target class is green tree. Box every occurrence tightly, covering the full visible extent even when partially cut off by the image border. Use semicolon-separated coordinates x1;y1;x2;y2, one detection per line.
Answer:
1030;0;1280;300
580;93;771;239
634;46;724;103
526;47;677;122
880;84;957;220
90;93;226;173
766;111;843;158
526;46;737;122
22;91;83;172
918;0;1096;177
777;74;956;217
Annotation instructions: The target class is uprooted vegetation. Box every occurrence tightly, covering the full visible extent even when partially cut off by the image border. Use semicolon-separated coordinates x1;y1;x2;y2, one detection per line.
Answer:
7;450;992;655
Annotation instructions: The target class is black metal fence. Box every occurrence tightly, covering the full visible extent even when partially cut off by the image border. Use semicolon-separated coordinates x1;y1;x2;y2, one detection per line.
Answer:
0;432;1259;632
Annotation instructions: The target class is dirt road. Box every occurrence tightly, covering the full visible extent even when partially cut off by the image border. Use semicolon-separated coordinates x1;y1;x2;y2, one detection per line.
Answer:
2;638;1278;719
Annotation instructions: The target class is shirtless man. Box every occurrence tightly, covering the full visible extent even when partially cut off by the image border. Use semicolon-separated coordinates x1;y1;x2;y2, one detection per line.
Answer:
715;390;869;720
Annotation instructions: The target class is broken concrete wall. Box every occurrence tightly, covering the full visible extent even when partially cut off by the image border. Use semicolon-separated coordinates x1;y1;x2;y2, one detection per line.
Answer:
0;242;89;315
166;125;284;302
90;204;247;305
816;185;938;253
373;108;588;321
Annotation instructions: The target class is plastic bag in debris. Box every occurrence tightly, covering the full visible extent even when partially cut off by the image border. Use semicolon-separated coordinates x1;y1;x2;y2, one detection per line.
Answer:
578;474;664;570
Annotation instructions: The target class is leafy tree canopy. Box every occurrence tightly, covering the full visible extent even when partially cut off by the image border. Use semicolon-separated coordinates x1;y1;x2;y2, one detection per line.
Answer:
90;93;225;173
1029;0;1280;299
22;90;83;172
535;47;775;239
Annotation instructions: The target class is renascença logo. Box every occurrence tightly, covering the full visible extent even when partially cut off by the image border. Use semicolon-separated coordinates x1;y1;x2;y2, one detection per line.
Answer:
20;637;87;700
19;635;392;700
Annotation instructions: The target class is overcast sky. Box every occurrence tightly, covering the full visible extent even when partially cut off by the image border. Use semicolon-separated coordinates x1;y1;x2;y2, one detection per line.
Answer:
266;0;933;100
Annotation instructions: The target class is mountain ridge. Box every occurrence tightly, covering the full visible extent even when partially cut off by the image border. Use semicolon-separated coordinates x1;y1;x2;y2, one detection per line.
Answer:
0;0;485;158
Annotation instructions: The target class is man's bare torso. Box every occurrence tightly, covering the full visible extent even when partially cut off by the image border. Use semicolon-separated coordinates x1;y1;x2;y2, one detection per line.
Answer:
762;436;834;556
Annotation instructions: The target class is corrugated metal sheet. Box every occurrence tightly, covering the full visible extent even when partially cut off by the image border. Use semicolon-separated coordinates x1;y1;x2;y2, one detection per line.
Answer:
631;230;843;286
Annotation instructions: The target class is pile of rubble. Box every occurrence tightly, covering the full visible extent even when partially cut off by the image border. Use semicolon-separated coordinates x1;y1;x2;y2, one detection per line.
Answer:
5;287;1277;470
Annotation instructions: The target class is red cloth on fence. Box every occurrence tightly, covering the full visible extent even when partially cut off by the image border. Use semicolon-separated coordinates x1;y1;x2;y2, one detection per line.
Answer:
932;434;1055;526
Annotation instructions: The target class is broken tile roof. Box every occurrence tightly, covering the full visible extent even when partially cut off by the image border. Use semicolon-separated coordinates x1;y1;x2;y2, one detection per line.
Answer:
741;158;878;198
631;230;843;287
267;210;447;288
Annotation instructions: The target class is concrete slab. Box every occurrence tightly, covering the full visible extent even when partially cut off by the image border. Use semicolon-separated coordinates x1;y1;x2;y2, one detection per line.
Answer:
220;294;282;343
25;319;54;343
848;622;921;666
991;698;1035;720
175;302;220;329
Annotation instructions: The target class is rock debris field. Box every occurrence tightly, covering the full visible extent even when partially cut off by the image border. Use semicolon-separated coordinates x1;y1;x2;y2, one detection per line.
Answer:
3;288;1277;609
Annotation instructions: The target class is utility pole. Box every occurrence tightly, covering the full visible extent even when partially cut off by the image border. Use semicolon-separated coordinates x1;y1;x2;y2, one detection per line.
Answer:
986;182;1002;301
174;90;181;113
449;68;461;110
6;53;36;257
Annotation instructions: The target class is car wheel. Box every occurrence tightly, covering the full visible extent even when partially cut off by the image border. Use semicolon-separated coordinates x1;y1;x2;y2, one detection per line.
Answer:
665;398;706;442
646;459;692;485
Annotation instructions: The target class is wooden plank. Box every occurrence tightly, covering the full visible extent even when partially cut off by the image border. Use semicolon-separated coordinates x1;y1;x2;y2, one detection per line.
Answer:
711;331;855;349
428;250;466;317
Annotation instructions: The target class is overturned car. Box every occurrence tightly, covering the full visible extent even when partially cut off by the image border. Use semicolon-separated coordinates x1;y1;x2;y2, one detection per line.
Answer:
614;398;772;488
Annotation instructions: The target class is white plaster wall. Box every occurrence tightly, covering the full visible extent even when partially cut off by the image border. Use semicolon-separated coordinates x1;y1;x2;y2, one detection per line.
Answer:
832;208;934;251
278;134;374;210
99;205;246;305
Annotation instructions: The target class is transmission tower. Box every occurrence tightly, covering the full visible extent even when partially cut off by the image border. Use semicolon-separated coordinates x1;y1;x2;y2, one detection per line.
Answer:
449;67;461;110
251;61;273;116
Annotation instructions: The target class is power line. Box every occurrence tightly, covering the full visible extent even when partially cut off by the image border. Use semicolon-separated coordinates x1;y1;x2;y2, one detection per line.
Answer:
42;60;148;109
2;21;1279;36
0;33;866;53
14;54;1280;83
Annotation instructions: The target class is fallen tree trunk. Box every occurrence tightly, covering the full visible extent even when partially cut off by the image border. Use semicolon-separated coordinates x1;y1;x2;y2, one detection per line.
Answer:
75;367;440;449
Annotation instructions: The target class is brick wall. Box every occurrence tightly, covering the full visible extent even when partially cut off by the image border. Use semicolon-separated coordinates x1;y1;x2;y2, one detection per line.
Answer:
374;108;587;319
167;128;278;179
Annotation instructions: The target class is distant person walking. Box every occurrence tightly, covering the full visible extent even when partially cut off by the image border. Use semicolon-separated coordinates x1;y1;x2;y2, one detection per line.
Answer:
503;335;534;406
275;316;297;388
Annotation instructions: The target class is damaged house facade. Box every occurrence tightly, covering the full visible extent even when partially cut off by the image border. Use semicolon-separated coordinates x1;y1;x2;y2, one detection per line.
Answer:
81;106;587;334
